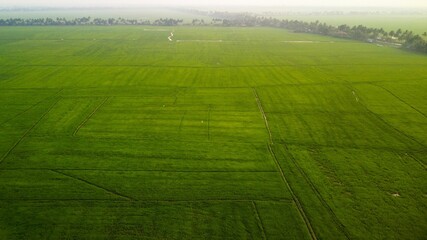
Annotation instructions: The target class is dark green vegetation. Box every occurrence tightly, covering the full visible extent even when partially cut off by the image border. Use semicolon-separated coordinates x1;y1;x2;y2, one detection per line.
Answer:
0;26;426;239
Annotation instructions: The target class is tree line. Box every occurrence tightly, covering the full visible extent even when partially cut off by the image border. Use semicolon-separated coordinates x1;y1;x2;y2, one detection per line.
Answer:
1;13;426;53
0;17;182;26
206;11;427;54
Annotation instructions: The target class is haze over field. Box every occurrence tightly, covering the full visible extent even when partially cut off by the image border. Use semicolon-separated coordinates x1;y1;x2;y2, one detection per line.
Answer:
2;0;427;7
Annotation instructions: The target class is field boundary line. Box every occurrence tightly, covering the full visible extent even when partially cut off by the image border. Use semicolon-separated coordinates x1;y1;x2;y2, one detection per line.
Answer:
267;145;317;240
8;63;427;68
252;201;267;240
0;198;293;203
252;87;317;239
73;97;110;136
406;153;426;170
253;88;273;145
346;85;425;148
278;140;426;153
0;89;63;127
0;97;61;165
3;168;278;173
372;83;427;118
268;144;317;240
284;145;352;239
51;169;135;201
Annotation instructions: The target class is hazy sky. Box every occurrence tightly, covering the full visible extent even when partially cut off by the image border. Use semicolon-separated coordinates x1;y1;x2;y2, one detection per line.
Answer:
1;0;427;8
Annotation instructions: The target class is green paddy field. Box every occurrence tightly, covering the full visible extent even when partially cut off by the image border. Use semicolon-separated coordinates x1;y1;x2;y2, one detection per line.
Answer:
0;25;426;239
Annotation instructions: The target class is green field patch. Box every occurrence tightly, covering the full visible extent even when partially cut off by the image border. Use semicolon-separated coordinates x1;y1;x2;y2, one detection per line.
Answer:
30;97;103;136
255;201;311;240
59;170;291;201
283;145;427;239
0;25;426;239
76;91;268;143
354;83;427;146
269;112;413;149
258;84;363;114
3;137;277;172
0;170;121;200
0;88;56;123
0;200;268;239
378;80;427;114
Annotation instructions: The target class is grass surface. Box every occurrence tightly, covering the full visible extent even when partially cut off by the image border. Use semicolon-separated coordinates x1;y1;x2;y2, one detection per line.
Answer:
0;26;426;239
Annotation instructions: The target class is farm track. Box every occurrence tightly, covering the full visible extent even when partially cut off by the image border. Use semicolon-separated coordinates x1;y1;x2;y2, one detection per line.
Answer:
252;201;267;240
73;97;110;136
255;86;353;239
51;169;135;201
0;97;61;165
253;87;317;240
253;88;273;145
267;145;317;240
283;144;352;240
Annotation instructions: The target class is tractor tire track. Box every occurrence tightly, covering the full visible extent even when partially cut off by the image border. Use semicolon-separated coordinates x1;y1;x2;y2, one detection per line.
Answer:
51;169;135;201
372;83;426;118
0;97;61;165
73;97;110;136
284;145;352;239
252;201;267;240
253;88;273;145
252;87;317;239
348;86;425;148
267;145;317;240
0;89;63;127
406;153;426;170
